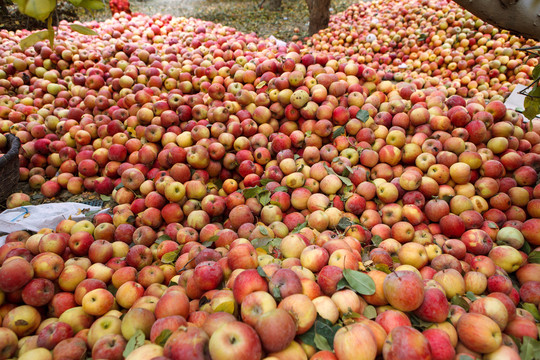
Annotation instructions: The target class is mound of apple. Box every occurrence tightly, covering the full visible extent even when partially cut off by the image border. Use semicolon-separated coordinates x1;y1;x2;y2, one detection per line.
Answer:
308;0;539;100
0;3;539;360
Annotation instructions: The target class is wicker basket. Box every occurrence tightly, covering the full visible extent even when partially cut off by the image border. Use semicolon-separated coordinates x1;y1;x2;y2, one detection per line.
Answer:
0;134;21;206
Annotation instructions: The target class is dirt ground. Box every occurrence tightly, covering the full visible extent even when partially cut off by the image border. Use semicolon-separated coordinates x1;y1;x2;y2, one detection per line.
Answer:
84;0;361;41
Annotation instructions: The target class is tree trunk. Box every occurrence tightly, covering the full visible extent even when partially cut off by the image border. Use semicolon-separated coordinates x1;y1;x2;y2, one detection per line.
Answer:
453;0;540;41
0;0;7;15
306;0;331;35
260;0;282;11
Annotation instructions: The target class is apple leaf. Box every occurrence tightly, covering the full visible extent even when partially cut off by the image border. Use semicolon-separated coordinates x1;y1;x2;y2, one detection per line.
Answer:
100;195;111;202
457;355;476;360
465;291;477;301
259;225;269;236
520;336;540;360
521;240;532;255
292;220;308;233
257;266;269;279
274;186;288;193
522;303;540;322
356;109;369;122
314;333;332;351
12;0;56;21
259;190;271;206
78;0;105;10
155;329;172;346
69;24;98;36
161;249;181;264
332;126;345;139
256;80;266;89
115;183;124;190
342;269;376;295
336;217;355;231
532;64;540;79
450;295;469;312
528;251;540;264
409;313;434;330
271;285;282;301
213;299;236;314
363;305;377;320
374;263;391;274
260;178;273;186
251;237;272;250
68;0;83;5
371;235;383;246
123;329;145;358
156;234;171;244
20;30;50;50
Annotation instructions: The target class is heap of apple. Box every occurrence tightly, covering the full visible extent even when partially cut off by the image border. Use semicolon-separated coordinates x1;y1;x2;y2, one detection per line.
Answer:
307;0;538;100
0;2;539;360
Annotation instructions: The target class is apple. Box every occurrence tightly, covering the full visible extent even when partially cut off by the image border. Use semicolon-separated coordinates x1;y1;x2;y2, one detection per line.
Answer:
457;313;502;353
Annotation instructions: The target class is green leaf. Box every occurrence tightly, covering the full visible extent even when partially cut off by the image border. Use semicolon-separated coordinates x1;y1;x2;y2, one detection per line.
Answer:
371;235;383;246
532;65;540;79
342;269;376;295
20;30;50;50
314;317;340;351
78;0;105;10
251;237;273;251
465;291;477;301
418;33;428;41
523;95;540;121
298;323;316;347
115;183;125;190
336;277;349;291
256;80;267;89
155;329;172;346
520;336;540;360
522;303;540;322
69;24;98;36
450;295;470;312
259;226;269;236
528;251;540;264
156;234;172;244
257;266;269;279
314;333;332;351
12;0;56;21
100;195;111;202
259;190;271;206
457;354;476;360
374;263;391;274
338;175;353;187
363;305;377;320
522;240;532;255
242;186;263;199
123;329;145;358
355;109;369;122
336;217;355;231
272;285;282;301
274;186;288;192
409;313;434;330
292;221;308;233
260;178;273;186
332;126;345;139
487;222;498;229
161;249;181;264
68;0;83;5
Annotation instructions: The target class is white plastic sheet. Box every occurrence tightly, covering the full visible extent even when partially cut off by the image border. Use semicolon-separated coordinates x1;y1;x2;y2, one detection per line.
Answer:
0;202;107;245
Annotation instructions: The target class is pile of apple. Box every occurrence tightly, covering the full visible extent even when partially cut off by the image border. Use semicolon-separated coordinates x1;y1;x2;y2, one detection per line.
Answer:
307;0;538;100
0;2;539;360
